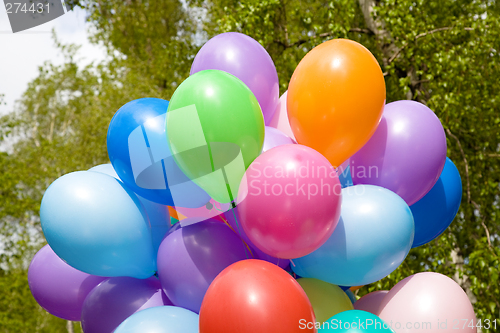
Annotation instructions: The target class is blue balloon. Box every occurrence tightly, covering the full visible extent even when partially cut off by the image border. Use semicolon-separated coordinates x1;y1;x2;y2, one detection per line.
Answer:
114;306;199;333
410;157;462;247
292;185;414;286
107;98;210;207
345;289;357;305
338;163;353;188
319;310;395;332
339;285;351;292
89;164;170;253
40;171;156;278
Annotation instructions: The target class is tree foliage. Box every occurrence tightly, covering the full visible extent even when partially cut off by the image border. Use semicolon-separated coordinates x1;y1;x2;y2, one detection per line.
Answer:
0;0;499;330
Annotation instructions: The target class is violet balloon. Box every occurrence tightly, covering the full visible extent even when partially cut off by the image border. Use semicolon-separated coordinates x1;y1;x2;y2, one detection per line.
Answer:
223;208;290;269
354;290;389;314
81;276;171;333
28;245;106;321
157;220;249;313
263;126;295;152
190;32;279;124
351;100;447;206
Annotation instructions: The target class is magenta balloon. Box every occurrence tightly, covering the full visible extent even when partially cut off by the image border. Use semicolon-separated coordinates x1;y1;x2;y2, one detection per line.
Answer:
222;208;290;269
28;245;106;321
157;220;248;313
263;126;295;153
351;100;447;205
190;32;279;124
236;144;342;259
81;276;171;333
378;272;476;333
354;290;389;315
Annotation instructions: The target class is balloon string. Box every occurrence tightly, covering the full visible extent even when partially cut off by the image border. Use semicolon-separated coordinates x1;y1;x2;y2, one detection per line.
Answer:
230;206;250;259
219;213;254;259
290;259;296;267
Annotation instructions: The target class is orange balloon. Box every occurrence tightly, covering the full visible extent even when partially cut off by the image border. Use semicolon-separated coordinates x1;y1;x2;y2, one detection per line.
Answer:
350;285;363;291
199;259;316;333
287;39;385;167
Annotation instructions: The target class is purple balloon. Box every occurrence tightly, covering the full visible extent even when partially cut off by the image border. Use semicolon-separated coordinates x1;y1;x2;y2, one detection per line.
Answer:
263;126;295;153
81;276;171;333
350;100;447;205
223;208;290;269
157;219;248;313
190;32;280;124
28;245;106;321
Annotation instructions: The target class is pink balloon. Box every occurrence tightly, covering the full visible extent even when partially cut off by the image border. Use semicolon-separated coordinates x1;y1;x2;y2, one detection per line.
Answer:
236;144;342;259
175;199;231;226
268;91;296;141
378;272;476;333
354;290;389;314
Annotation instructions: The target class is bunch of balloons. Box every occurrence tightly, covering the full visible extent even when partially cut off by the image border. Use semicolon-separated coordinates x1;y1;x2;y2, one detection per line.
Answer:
28;31;475;333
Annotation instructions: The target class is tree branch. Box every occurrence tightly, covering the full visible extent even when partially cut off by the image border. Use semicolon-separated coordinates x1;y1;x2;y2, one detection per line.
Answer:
388;27;475;64
358;0;399;67
446;128;471;203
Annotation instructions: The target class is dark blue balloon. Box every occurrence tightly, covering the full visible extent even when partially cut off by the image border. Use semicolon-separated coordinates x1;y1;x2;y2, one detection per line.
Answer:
410;157;462;247
344;289;357;305
107;98;210;207
338;164;353;188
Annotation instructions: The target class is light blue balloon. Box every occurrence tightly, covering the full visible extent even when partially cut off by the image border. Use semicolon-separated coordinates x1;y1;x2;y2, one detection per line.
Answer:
113;306;199;333
292;185;414;286
40;171;156;278
89;164;170;253
319;310;395;332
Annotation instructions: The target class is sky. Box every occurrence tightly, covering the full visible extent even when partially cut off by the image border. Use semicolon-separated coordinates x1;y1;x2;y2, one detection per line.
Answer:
0;1;106;115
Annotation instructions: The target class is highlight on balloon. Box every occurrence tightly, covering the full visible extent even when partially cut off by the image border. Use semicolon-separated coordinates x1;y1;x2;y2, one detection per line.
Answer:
27;31;476;333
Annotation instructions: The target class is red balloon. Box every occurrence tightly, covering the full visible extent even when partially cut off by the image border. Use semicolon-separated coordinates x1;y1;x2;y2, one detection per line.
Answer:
199;259;316;333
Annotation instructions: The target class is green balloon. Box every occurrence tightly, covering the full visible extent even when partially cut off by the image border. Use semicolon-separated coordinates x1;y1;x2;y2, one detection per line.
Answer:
318;310;395;332
166;70;265;203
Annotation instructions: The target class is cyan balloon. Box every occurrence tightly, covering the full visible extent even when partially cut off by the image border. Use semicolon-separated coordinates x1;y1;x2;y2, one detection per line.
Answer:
107;98;210;207
89;164;170;253
114;306;199;333
292;185;414;286
410;157;462;247
319;310;395;332
40;171;156;278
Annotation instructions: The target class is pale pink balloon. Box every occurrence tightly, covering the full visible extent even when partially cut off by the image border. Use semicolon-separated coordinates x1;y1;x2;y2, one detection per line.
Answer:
378;272;476;333
268;91;296;141
354;290;389;314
